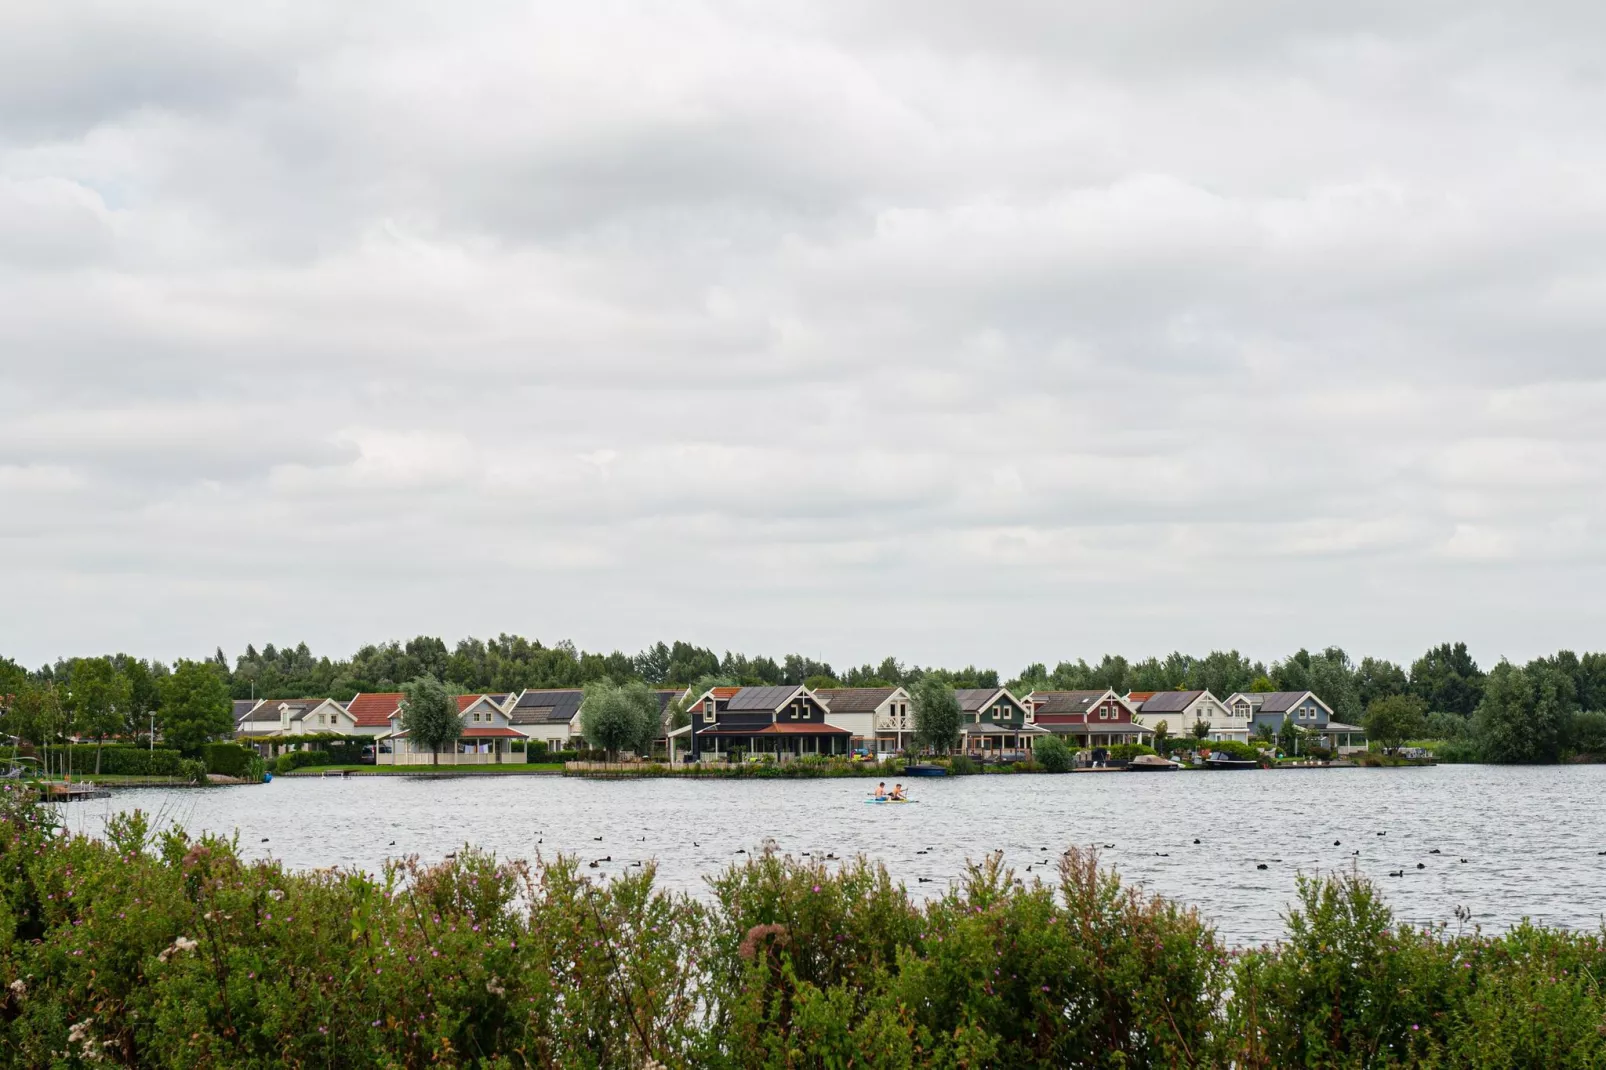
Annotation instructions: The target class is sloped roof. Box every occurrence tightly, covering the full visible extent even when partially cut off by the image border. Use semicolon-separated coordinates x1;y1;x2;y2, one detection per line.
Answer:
238;698;321;724
815;688;898;712
727;685;801;711
347;692;404;728
954;688;1008;713
507;688;584;726
1029;690;1109;715
1247;691;1318;714
1136;690;1205;714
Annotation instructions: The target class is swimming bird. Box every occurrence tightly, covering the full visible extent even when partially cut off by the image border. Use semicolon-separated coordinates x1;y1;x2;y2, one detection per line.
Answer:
1256;863;1268;870
593;836;603;842
261;837;269;843
1460;858;1469;864
1376;831;1386;837
1388;869;1404;877
825;852;837;860
1429;849;1441;855
1416;862;1425;869
445;852;456;860
1102;843;1115;849
915;850;927;855
736;848;746;855
631;861;642;868
1156;852;1169;857
588;860;599;869
693;841;699;847
917;877;933;883
1334;840;1341;846
387;840;395;846
1193;839;1201;845
1026;864;1033;872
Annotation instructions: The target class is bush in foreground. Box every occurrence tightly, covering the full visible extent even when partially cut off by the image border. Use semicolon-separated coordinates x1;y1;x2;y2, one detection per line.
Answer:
0;785;1602;1067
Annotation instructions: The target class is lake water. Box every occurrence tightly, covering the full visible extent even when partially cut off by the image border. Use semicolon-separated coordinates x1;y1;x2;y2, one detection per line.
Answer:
55;764;1606;946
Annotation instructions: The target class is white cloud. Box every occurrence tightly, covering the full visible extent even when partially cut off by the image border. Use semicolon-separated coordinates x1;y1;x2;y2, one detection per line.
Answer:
3;1;1606;670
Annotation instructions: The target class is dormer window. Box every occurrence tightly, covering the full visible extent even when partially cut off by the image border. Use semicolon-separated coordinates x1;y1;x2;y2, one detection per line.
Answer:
703;700;716;722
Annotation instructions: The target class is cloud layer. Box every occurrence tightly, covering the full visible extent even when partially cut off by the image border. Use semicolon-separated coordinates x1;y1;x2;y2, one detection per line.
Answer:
4;1;1605;669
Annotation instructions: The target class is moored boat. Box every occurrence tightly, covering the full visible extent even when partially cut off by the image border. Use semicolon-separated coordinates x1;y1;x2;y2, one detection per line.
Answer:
1202;753;1261;770
903;763;948;777
1126;754;1179;772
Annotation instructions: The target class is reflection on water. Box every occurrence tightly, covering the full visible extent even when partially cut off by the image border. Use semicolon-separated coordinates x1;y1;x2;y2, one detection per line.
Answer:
57;764;1606;945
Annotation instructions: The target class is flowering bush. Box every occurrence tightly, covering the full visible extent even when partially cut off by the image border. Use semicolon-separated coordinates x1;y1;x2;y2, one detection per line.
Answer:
0;785;1601;1066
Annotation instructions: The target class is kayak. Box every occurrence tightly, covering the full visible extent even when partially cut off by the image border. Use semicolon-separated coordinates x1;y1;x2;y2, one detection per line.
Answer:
864;797;916;804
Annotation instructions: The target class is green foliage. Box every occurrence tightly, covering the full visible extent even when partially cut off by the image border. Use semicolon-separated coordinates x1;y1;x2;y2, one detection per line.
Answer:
578;679;660;759
944;754;979;775
65;657;130;757
1364;693;1428;754
910;677;961;754
399;674;461;765
0;786;1604;1066
1204;739;1264;763
1249;674;1276;692
1109;742;1157;760
1411;640;1485;715
176;758;210;785
200;742;255;778
1566;709;1606;756
274;750;334;774
159;660;233;752
1033;734;1075;772
1476;660;1577;764
0;745;183;777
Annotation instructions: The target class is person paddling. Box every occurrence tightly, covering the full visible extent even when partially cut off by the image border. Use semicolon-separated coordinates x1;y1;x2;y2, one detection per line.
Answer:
873;782;887;799
889;783;907;801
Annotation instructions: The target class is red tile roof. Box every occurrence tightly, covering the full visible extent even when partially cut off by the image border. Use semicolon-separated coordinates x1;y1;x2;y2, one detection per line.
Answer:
697;722;851;736
1128;691;1157;702
456;694;479;713
390;725;523;739
347;692;404;728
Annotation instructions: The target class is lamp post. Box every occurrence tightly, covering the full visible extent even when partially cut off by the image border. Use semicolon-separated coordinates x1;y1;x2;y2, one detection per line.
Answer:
150;712;156;753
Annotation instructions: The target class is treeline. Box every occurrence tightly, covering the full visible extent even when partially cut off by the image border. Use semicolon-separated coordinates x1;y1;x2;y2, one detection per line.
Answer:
7;638;1606;764
2;792;1602;1066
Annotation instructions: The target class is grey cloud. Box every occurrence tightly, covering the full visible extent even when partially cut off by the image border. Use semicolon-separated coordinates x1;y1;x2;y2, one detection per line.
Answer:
3;1;1606;670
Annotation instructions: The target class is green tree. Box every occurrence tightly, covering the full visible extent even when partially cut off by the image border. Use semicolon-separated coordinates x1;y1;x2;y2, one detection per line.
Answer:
1034;734;1073;773
1409;642;1484;715
66;657;131;774
1472;660;1575;764
1152;720;1171;756
911;677;961;755
118;656;165;741
399;675;462;766
1249;675;1276;693
1277;716;1305;756
1354;656;1409;711
1362;694;1426;755
160;661;233;753
1191;720;1211;741
3;680;66;776
578;679;659;760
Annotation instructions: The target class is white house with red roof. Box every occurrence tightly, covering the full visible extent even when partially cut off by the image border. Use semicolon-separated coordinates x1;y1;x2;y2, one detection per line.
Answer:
345;692;405;737
377;693;525;765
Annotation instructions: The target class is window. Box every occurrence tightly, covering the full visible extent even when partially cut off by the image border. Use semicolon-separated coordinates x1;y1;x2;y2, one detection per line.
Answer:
703;701;716;723
1099;707;1109;720
789;703;799;720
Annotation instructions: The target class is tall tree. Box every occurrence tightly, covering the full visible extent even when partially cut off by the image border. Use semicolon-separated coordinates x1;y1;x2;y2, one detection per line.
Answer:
578;680;659;760
399;675;462;766
161;661;233;753
1363;694;1426;755
1474;660;1574;764
1410;642;1484;715
911;678;961;755
66;656;130;774
1355;657;1409;711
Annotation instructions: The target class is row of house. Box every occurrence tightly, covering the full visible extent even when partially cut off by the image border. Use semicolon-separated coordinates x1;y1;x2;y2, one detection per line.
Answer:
233;682;1363;765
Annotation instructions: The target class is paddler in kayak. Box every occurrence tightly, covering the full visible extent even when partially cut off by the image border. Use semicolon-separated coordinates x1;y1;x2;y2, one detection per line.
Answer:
873;782;887;799
888;783;907;801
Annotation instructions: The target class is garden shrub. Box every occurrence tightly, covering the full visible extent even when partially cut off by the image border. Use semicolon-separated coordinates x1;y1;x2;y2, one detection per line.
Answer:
273;749;334;774
3;745;185;777
200;742;255;777
945;754;979;775
551;749;579;763
1109;742;1157;761
1205;740;1264;763
176;758;209;786
1034;735;1075;772
1;788;1603;1066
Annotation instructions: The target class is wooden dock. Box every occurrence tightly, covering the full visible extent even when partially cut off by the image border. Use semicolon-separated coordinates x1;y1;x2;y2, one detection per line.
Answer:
38;782;112;801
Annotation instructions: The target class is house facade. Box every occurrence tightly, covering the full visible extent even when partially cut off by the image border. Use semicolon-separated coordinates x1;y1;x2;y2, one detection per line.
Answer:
1225;690;1333;737
672;685;850;762
815;687;913;754
1025;690;1155;750
377;693;524;765
505;688;585;748
1128;690;1248;743
954;687;1045;759
234;697;353;738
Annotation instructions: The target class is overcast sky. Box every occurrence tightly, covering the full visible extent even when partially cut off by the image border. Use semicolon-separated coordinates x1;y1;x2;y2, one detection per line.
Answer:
4;1;1605;673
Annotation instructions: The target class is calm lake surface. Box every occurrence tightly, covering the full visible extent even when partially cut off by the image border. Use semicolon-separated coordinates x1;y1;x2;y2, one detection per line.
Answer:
57;764;1606;946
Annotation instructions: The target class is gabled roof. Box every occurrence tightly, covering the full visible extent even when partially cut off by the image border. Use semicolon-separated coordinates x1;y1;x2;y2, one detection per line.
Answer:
726;685;805;712
507;688;584;726
238;698;324;724
1027;690;1113;715
1229;690;1331;716
1134;690;1207;714
347;692;404;729
955;688;1017;713
814;687;900;713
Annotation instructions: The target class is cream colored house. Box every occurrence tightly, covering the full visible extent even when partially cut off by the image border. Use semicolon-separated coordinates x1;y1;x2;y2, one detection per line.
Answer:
377;694;524;765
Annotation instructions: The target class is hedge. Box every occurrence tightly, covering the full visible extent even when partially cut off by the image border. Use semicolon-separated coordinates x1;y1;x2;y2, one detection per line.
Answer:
0;745;184;777
274;750;334;774
201;742;255;777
